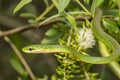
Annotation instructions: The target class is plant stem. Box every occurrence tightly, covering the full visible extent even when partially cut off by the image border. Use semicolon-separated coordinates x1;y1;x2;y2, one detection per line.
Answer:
81;63;90;80
75;0;91;15
99;41;120;79
35;4;54;22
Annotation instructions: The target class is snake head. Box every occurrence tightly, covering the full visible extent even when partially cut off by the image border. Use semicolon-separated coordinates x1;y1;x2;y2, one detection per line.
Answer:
22;45;38;53
22;44;58;53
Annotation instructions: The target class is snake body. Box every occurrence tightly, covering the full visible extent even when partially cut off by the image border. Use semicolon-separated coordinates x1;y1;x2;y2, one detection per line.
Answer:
22;9;120;64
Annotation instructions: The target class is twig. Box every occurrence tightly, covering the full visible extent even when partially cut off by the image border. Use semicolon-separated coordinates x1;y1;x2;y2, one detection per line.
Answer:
0;31;36;80
0;16;91;38
0;25;34;37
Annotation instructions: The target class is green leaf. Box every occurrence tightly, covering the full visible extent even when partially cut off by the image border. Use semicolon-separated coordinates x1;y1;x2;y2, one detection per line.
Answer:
44;0;49;7
10;59;24;75
41;33;62;44
45;28;58;36
108;0;117;8
118;15;120;26
103;19;119;33
19;12;37;18
18;71;28;80
83;0;90;4
58;0;71;13
91;0;104;16
65;12;79;35
14;0;32;14
51;75;57;80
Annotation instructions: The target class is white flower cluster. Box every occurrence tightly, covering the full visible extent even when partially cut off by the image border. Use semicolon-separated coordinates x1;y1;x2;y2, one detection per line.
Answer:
78;28;95;49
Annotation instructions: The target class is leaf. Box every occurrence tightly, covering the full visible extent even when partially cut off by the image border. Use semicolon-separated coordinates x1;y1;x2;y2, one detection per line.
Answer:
14;0;32;14
41;33;62;44
118;16;120;26
51;74;57;80
58;0;71;13
91;0;104;16
65;12;79;35
45;28;58;36
41;27;63;44
10;59;24;75
19;12;37;18
83;0;90;4
108;0;117;8
103;19;119;33
18;72;28;80
44;0;49;7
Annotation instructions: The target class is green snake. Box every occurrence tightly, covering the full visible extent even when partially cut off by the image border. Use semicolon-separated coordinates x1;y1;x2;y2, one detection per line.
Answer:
22;9;120;64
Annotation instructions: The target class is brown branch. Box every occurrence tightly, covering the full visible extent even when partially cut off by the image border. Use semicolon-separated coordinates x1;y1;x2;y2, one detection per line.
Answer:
0;25;34;37
0;30;36;80
0;16;92;38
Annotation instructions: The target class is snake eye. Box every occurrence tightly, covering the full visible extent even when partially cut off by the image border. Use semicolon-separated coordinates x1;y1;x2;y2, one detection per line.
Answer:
29;47;34;51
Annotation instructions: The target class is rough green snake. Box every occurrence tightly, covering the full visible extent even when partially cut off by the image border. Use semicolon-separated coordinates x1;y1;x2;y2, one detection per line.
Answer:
22;9;120;64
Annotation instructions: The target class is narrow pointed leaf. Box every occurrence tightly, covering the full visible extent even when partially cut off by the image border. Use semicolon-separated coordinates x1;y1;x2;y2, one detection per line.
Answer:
58;0;71;13
14;0;32;14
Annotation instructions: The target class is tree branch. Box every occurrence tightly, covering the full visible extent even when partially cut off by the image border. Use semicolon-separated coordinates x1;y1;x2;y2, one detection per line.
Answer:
0;16;92;38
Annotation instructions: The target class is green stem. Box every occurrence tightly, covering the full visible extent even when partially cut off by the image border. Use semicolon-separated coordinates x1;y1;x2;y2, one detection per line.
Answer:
37;14;60;27
35;4;54;22
99;41;120;79
75;0;91;15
